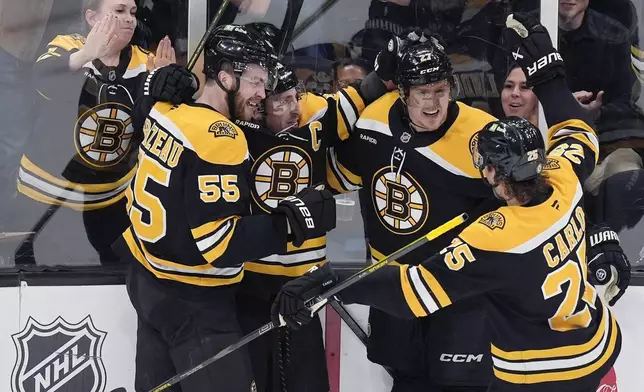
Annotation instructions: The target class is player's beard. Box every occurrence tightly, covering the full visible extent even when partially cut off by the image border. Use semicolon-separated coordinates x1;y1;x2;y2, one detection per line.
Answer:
234;93;260;122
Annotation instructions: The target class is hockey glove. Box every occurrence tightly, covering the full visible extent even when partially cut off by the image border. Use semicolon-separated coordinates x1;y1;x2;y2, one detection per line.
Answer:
587;224;631;306
274;186;336;247
502;13;565;87
271;263;338;329
144;64;199;105
374;28;435;82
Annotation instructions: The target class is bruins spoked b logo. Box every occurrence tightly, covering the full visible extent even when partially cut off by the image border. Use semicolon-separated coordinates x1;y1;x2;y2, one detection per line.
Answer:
372;167;429;234
252;146;313;212
74;102;134;168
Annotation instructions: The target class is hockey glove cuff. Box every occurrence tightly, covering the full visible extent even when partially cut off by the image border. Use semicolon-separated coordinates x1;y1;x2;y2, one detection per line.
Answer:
144;64;199;105
274;186;336;247
587;224;631;306
502;13;565;87
271;263;338;329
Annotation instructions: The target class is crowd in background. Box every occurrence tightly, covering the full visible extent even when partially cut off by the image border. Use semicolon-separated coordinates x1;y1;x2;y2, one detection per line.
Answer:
0;0;642;267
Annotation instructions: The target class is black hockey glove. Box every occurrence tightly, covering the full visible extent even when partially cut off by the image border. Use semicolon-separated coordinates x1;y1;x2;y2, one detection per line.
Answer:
374;28;438;82
274;186;336;247
271;263;338;329
144;64;199;105
587;224;631;306
502;13;565;87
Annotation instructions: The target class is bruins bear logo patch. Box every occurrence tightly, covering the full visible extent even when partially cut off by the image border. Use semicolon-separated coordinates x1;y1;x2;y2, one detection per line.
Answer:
479;212;506;230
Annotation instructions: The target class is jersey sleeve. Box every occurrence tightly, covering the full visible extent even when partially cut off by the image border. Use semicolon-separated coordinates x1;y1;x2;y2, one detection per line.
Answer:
326;130;363;193
340;236;510;319
34;34;86;100
182;129;289;268
534;78;600;185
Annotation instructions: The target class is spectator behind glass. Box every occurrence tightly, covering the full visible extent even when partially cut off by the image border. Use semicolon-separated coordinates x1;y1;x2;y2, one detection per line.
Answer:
0;0;175;267
558;0;643;139
332;58;368;92
501;65;538;126
0;0;54;201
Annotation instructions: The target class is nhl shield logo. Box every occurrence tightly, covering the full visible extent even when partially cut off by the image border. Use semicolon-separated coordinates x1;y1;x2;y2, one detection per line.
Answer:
11;316;107;392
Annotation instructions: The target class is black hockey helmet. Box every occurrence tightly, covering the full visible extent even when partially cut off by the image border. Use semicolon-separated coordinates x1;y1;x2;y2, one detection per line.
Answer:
245;22;281;49
395;37;455;89
473;116;546;182
203;24;278;86
273;62;300;94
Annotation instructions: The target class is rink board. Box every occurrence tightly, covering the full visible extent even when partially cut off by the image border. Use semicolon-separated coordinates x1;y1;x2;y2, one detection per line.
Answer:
0;283;641;392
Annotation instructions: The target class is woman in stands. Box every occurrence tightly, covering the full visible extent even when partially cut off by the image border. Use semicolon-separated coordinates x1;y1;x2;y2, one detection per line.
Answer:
4;0;174;266
501;64;538;126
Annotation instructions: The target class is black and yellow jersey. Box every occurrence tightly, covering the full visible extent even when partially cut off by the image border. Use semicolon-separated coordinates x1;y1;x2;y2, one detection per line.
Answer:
18;34;150;210
327;90;498;261
239;87;365;278
342;80;619;391
113;102;289;290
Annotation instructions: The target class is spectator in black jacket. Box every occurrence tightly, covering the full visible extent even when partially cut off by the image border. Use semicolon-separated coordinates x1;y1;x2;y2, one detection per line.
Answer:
558;0;644;141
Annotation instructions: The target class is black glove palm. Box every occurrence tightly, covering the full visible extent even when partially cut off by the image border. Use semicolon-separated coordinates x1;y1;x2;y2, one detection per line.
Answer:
502;13;566;87
145;64;199;105
271;263;338;329
274;186;336;247
587;224;631;306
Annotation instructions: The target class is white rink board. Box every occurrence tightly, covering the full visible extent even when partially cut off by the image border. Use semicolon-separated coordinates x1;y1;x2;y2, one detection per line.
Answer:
0;284;642;392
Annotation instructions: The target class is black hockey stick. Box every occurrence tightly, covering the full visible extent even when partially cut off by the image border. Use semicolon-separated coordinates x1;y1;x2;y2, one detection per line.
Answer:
148;213;467;392
186;0;231;71
276;0;304;57
328;300;395;377
292;0;340;41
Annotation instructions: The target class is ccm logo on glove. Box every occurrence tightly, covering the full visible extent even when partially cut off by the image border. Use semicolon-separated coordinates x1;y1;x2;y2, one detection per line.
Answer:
282;196;315;229
589;230;619;247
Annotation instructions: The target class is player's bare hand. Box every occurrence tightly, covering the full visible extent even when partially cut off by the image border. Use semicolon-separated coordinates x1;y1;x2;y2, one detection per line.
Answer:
81;13;119;62
233;0;270;16
575;90;604;115
152;36;176;69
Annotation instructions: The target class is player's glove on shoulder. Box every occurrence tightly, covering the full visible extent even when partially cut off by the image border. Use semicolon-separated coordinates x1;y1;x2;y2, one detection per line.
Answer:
274;186;336;247
587;224;631;306
502;13;565;87
144;63;199;105
271;263;338;329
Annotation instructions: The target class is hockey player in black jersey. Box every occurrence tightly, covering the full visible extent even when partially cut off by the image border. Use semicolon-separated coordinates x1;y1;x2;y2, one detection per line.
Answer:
113;25;336;392
273;14;630;392
326;34;498;392
1;0;175;266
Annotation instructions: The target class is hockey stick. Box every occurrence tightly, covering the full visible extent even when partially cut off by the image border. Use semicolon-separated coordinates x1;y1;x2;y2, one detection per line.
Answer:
276;0;304;57
186;0;231;71
328;300;395;377
148;213;467;392
291;0;340;41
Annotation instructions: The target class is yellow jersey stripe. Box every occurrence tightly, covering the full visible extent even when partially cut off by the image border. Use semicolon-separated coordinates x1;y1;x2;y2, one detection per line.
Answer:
21;155;136;193
418;265;452;307
244;259;327;277
493;314;618;384
17;183;126;211
491;303;608;360
191;216;236;239
202;219;237;263
286;236;326;251
400;265;429;317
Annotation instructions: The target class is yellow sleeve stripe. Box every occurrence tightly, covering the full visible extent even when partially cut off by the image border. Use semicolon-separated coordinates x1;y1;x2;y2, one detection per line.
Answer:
327;147;361;192
547;119;598;152
286;235;326;251
326;160;346;193
202;219;238;264
191;216;236;239
418;265;452;307
400;265;429;317
335;87;366;141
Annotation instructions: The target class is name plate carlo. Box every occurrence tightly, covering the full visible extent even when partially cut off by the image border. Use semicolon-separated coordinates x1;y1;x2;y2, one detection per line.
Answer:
10;315;125;392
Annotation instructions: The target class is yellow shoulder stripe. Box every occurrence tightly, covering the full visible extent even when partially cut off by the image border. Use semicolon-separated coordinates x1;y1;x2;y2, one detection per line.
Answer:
130;45;153;71
48;34;85;52
359;91;399;124
299;94;329;126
